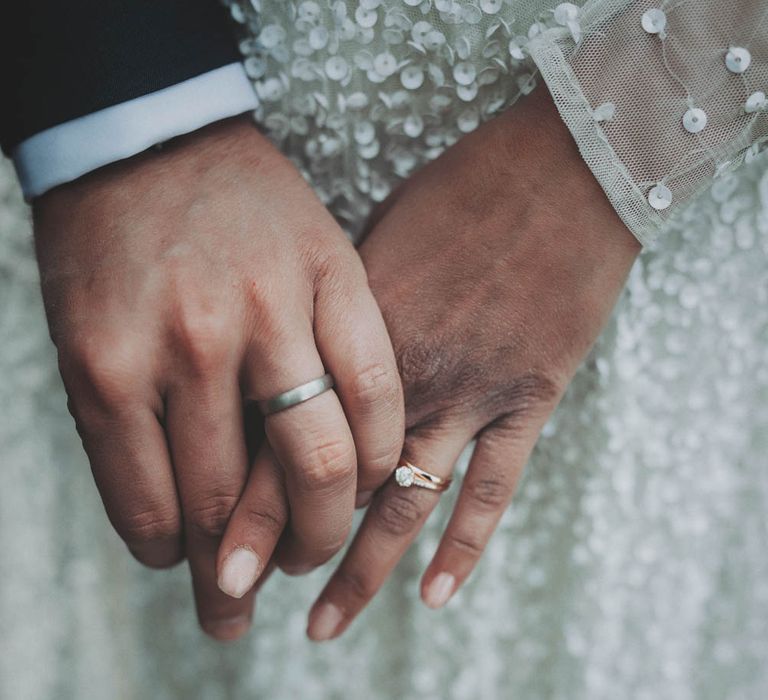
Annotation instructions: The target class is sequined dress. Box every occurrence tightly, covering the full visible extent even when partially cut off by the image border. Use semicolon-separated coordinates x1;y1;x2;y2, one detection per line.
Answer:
1;1;768;698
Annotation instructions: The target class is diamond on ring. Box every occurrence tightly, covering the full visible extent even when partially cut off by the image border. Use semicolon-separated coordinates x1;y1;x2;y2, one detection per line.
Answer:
395;465;416;487
393;461;452;492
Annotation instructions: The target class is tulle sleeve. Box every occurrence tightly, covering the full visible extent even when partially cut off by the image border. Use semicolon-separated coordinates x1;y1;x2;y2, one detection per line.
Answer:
527;0;768;245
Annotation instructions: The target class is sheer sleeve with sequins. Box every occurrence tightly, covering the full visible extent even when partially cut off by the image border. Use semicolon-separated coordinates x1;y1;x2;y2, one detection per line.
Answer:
527;1;768;245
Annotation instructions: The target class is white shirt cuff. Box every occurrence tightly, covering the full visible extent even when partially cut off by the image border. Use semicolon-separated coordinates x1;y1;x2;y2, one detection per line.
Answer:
12;62;259;200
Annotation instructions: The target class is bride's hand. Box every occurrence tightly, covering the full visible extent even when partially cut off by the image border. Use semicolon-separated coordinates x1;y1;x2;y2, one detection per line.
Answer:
33;117;404;640
305;87;640;641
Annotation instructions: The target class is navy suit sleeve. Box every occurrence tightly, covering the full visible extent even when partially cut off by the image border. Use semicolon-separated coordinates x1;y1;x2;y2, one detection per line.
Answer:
0;1;241;155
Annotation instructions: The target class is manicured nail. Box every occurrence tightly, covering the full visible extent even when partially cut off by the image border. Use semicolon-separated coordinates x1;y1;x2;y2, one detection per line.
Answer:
355;490;373;508
423;572;456;609
218;547;262;599
202;615;251;642
307;602;344;642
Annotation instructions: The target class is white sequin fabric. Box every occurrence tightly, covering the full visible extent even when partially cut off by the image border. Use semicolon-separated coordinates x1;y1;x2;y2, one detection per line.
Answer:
228;0;553;240
228;0;768;245
2;1;768;698
2;157;768;698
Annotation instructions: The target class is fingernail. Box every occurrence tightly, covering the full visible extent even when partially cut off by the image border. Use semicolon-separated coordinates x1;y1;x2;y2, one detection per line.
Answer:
202;615;251;642
218;547;262;599
307;602;344;642
355;491;373;508
424;573;455;609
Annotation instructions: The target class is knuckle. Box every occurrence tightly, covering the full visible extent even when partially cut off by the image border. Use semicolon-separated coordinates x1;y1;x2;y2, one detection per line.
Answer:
298;438;356;490
335;568;376;602
307;539;348;568
494;370;562;417
172;305;232;373
243;276;272;310
244;283;287;342
302;235;346;286
445;531;485;557
62;334;143;409
187;493;240;539
396;339;447;392
348;362;401;412
394;339;476;419
243;504;286;538
374;491;425;537
361;442;403;480
119;508;181;547
465;475;510;510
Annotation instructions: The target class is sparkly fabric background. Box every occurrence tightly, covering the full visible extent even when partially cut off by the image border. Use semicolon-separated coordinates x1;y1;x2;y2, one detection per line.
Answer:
229;0;768;245
2;1;768;697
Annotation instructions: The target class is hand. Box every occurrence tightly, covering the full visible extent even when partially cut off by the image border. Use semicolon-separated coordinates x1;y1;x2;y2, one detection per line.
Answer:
305;86;641;640
33;117;404;640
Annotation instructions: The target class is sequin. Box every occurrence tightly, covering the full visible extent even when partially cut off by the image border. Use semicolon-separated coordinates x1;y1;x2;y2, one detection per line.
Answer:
508;40;525;59
480;0;502;12
463;5;483;24
354;120;376;144
373;51;398;76
457;82;480;101
259;24;286;48
411;20;432;44
745;142;761;163
641;9;666;35
257;76;286;101
400;64;425;89
453;61;477;85
745;91;767;113
682;107;707;134
553;3;578;25
355;6;378;28
324;55;349;80
592;102;616;121
403;114;425;137
297;1;321;21
345;91;369;109
424;30;447;50
725;46;751;74
308;26;329;50
358;139;381;158
244;55;268;79
456;36;472;60
648;183;673;210
457;107;480;132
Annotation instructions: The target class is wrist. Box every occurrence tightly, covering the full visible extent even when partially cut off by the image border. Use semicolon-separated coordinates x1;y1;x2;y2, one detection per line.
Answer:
496;85;642;264
33;116;268;223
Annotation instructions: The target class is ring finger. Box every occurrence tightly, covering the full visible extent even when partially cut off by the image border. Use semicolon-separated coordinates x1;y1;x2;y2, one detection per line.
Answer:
306;423;471;642
245;318;357;573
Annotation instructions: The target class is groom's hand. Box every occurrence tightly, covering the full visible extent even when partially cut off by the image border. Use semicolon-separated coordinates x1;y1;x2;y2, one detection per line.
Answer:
306;86;641;640
33;117;404;640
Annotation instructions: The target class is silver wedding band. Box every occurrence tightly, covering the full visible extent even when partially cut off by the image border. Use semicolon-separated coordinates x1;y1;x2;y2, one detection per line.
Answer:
258;373;335;416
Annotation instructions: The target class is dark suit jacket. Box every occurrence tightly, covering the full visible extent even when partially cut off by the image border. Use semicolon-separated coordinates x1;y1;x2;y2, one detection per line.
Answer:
0;1;240;155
